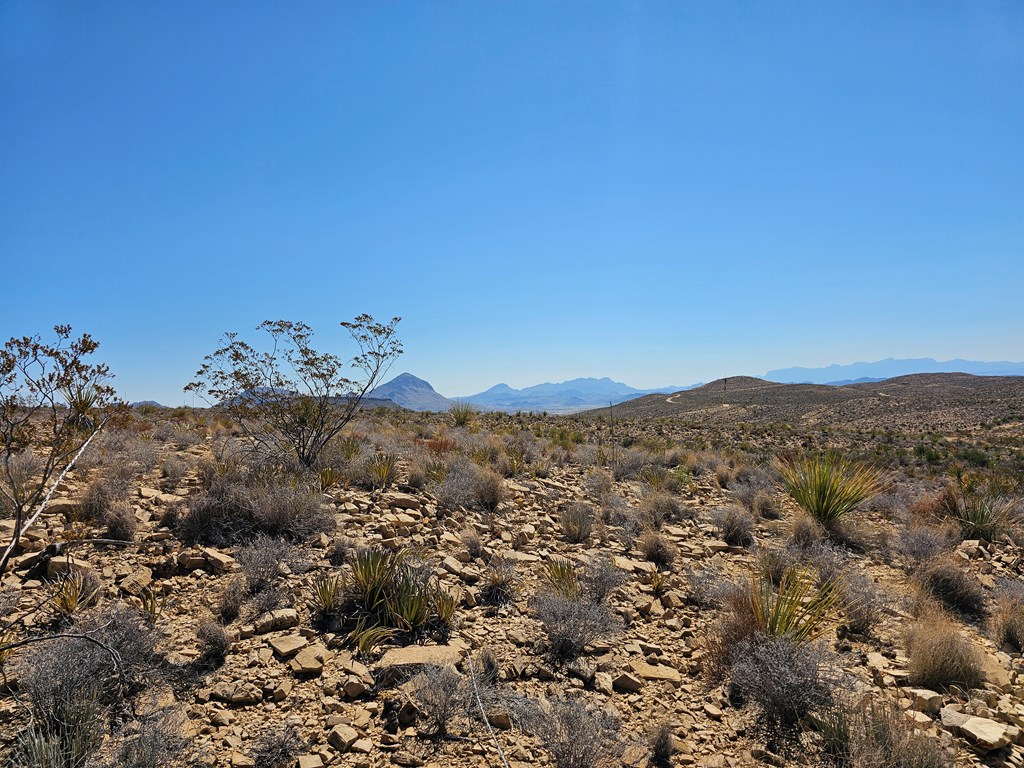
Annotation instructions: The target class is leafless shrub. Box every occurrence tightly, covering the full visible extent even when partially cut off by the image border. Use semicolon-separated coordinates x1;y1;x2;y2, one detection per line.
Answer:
756;547;800;587
461;528;485;560
612;449;648;481
789;513;825;549
432;457;478;510
526;696;624;768
839;572;885;635
711;504;755;547
907;616;984;691
585;469;613;499
560;503;594;543
107;715;190;768
250;722;306;768
80;467;132;521
581;555;624;602
729;634;836;729
160;456;187;489
896;524;956;566
685;565;727;608
411;665;467;737
533;594;619;660
649;720;676;768
236;534;290;595
328;536;355;566
475;468;506;511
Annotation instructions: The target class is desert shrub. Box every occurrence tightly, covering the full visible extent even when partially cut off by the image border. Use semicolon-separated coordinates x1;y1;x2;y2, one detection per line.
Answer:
103;499;138;541
915;558;986;620
177;477;332;546
585;469;613;499
560;503;594;543
196;619;231;666
730;634;835;729
328;536;354;566
248;586;287;617
711;504;755;547
475;468;506;511
637;530;676;569
839;572;885;635
107;715;189;768
527;696;624;768
533;593;619;660
907;617;984;691
411;665;467;737
991;579;1024;651
80;467;132;521
236;534;290;595
817;698;951;768
756;547;800;587
896;524;956;565
481;555;518;606
432;457;477;510
649;720;676;768
611;449;648;481
217;577;247;623
789;513;826;549
250;722;306;768
778;452;885;532
936;477;1019;540
685;565;726;608
581;555;624;602
160;456;187;489
640;492;684;529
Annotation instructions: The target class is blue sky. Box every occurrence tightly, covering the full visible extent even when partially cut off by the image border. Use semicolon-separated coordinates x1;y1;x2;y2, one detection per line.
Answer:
2;2;1022;404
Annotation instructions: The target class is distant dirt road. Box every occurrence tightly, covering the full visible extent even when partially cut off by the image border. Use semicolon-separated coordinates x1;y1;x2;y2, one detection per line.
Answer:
665;393;682;404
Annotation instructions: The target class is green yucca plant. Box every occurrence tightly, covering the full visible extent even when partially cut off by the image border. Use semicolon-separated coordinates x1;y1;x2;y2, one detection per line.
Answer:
365;451;399;490
318;467;344;492
449;401;476;428
749;565;842;644
139;586;164;625
544;557;582;601
337;436;362;463
51;572;97;619
308;574;344;619
939;473;1018;540
777;452;885;530
348;618;398;657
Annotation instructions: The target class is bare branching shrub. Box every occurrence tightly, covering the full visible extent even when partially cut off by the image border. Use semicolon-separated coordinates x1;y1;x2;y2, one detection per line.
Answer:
818;699;952;768
906;616;984;691
839;572;885;635
915;557;986;620
581;555;625;602
533;593;619;660
81;467;132;521
729;634;836;729
107;715;189;768
585;469;613;499
432;457;478;510
237;534;290;595
685;565;726;608
637;530;676;569
411;665;467;737
250;722;306;768
560;503;594;543
328;536;355;566
896;524;956;566
711;504;755;547
526;696;624;768
160;455;187;489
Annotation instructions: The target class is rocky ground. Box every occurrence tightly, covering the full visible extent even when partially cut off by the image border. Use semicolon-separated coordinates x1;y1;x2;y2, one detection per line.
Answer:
1;407;1023;768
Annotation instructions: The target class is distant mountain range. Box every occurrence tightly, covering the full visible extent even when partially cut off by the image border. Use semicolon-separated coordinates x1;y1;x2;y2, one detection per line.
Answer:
366;358;1024;414
766;357;1024;385
369;373;692;413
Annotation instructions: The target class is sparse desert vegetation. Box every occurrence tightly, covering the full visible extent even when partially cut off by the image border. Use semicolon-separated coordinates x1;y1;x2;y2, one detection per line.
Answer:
3;326;1024;767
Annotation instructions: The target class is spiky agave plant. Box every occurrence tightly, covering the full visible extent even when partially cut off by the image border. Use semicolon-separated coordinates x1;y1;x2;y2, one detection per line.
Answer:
777;451;885;531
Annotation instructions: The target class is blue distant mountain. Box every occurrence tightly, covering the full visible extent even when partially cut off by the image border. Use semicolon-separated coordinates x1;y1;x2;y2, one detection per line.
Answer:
460;377;695;414
766;357;1024;385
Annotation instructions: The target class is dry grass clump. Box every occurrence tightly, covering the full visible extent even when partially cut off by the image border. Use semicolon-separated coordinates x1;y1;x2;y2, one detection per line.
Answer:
196;619;231;666
914;557;986;621
481;555;518;606
460;527;485;560
432;457;506;512
895;523;956;566
103;499;138;541
525;696;624;768
637;530;676;569
640;492;686;528
778;452;885;534
710;504;756;547
906;615;984;692
817;699;952;768
648;720;677;768
560;502;594;543
533;557;620;660
990;579;1024;651
236;534;290;594
611;448;648;480
249;722;306;768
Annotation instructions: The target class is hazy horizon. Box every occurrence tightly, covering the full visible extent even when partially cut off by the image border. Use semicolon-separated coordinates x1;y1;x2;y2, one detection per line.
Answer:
3;3;1021;406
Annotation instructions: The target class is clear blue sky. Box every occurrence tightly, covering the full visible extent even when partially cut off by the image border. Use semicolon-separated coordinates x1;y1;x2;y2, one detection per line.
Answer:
2;2;1022;404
